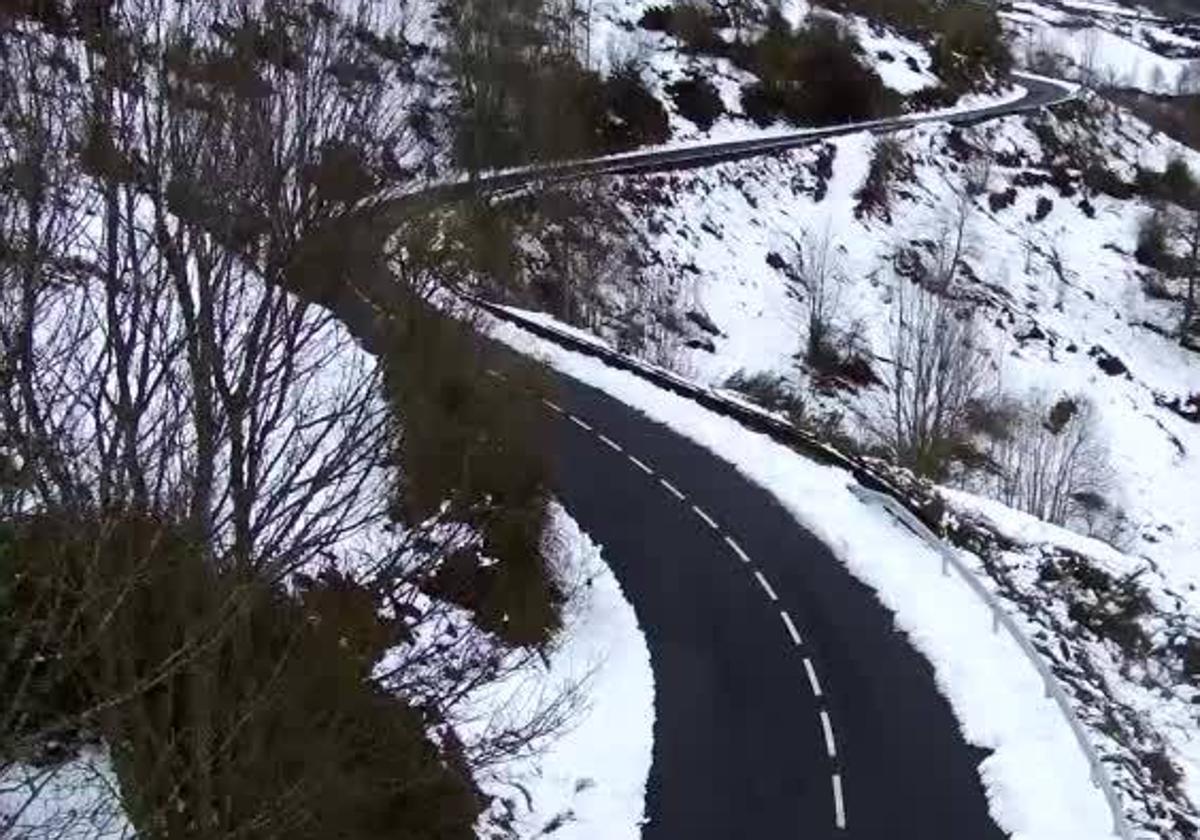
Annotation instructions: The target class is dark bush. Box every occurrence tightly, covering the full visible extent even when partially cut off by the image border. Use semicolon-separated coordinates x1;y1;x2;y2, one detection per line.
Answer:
1031;195;1053;222
1084;163;1135;200
668;75;725;130
639;5;673;31
724;370;805;422
811;0;936;39
454;54;670;167
3;514;482;839
855;136;913;221
1135;210;1180;274
1137;155;1199;209
602;63;671;151
741;18;895;126
988;186;1017;212
931;4;1012;91
383;299;563;647
638;2;728;53
905;85;957;112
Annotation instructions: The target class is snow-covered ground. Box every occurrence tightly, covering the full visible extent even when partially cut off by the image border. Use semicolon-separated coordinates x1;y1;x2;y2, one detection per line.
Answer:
1005;0;1200;92
0;750;131;840
477;503;654;840
585;0;1009;142
532;96;1200;597
484;309;1132;840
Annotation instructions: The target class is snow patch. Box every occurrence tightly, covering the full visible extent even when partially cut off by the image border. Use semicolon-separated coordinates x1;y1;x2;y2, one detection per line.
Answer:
478;502;655;840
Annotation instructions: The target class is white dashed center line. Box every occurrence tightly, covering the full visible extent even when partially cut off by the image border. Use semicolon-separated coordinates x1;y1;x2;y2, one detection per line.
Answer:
628;454;654;475
779;610;803;646
803;658;824;698
832;773;847;829
692;505;719;531
659;478;686;501
723;535;751;564
598;434;623;452
753;570;779;602
534;400;848;830
820;710;838;759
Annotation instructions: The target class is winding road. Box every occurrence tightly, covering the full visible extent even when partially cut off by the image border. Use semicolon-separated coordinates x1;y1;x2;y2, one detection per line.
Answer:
371;72;1075;210
313;72;1081;837
459;80;1085;837
493;362;1007;839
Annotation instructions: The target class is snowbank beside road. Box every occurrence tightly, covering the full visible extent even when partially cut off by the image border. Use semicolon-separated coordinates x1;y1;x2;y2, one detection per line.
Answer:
478;503;655;840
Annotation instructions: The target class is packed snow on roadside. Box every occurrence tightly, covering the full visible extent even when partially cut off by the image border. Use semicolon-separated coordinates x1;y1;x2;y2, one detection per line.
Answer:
475;502;655;840
485;312;1125;840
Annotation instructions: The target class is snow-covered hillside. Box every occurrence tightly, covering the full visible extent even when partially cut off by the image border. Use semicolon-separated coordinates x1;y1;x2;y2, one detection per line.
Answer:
1005;0;1200;92
465;14;1200;835
585;0;950;142
518;94;1200;583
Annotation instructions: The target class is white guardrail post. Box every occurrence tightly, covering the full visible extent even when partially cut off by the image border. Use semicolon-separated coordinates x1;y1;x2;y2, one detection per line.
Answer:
849;486;1134;840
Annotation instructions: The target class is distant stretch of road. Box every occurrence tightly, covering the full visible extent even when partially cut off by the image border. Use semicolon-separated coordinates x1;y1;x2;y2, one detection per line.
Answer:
373;72;1075;210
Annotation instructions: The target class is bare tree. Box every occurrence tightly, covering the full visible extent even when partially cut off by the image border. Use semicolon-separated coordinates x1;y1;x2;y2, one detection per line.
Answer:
1079;27;1101;87
882;280;992;476
795;226;844;368
1;3;575;838
1178;59;1200;95
990;395;1112;527
926;136;987;292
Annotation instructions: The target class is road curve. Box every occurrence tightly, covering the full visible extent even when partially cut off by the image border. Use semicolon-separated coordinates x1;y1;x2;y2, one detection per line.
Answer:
523;366;1007;839
318;72;1078;836
372;72;1074;211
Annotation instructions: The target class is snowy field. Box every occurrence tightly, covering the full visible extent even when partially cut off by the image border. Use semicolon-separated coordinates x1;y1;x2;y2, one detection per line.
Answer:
1005;0;1200;92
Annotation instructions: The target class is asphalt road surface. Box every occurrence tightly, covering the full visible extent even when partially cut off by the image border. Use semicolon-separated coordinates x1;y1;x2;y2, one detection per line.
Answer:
533;370;1007;840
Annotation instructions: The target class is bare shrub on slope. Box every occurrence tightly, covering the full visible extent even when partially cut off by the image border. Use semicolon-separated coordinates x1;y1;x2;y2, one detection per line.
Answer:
988;395;1114;529
882;281;992;477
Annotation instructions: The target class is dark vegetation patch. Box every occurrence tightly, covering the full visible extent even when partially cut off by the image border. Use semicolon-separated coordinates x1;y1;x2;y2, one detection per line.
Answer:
988;186;1017;212
723;369;805;423
643;0;1010;130
1089;345;1130;377
1030;195;1053;222
668;75;725;130
2;514;482;839
855;136;914;222
1105;88;1200;157
1040;553;1153;656
1136;154;1200;210
1155;392;1200;423
453;45;668;170
1135;210;1181;274
740;17;897;127
811;0;1011;91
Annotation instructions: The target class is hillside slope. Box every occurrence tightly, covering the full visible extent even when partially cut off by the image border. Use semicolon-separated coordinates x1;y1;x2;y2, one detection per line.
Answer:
452;6;1200;836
